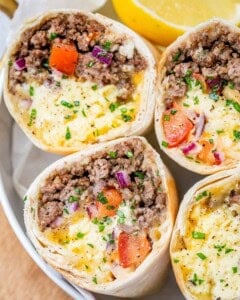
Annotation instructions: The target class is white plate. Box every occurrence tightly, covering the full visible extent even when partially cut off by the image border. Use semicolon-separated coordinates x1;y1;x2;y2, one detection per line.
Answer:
0;2;204;299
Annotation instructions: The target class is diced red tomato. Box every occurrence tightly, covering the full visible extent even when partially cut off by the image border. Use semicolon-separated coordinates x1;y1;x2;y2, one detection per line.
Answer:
118;232;151;268
49;43;78;75
162;103;194;147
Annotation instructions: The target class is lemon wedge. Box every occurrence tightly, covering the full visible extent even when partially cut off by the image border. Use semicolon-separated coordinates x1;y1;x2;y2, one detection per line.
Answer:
112;0;240;45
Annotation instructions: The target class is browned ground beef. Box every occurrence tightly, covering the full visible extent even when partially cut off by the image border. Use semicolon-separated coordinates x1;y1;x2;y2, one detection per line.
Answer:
38;138;166;230
9;13;147;100
162;23;240;107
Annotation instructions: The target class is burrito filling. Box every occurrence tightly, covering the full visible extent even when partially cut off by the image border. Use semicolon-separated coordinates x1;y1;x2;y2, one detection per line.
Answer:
172;178;240;299
160;23;240;167
8;13;147;147
35;138;166;283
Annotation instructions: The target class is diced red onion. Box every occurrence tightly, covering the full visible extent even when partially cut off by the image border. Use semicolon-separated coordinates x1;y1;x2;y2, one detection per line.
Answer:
14;58;26;71
181;142;197;155
66;202;79;214
92;46;113;65
51;216;63;228
116;170;131;188
214;151;224;165
194;113;206;141
92;180;105;197
185;109;198;123
86;203;98;219
19;99;32;110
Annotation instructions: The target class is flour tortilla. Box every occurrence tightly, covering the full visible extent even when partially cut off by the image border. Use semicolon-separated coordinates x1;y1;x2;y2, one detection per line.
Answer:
155;19;240;175
24;136;178;297
4;10;159;155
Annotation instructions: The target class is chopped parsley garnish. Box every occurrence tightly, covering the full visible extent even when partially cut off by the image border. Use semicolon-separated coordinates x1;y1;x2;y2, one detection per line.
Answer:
195;190;209;201
98;224;105;232
92;276;98;284
161;140;169;148
63;208;69;214
97;192;108;204
173;50;182;62
76;232;85;239
29;86;34;97
183;70;193;90
197;253;207;260
209;138;214;144
91;84;98;91
232;267;238;274
65;126;71;140
62;74;68;79
190;273;204;286
74;100;80;106
43;60;49;68
192;231;205;239
56;81;61;87
183;102;190;107
209;91;219;101
193;96;199;105
87;243;94;248
117;210;126;224
170;109;177;115
23;195;27;202
225;248;234;254
214;244;226;254
233;130;240;141
216;130;224;135
49;32;58;40
106;205;115;210
126;151;133;158
74;188;84;195
173;258;180;263
87;61;95;68
226;99;240;113
103;41;112;51
164;115;170;121
64;115;71;120
68;195;79;202
121;108;132;122
103;257;107;263
27;108;37;126
109;151;117;158
8;60;13;67
61;100;73;108
81;109;87;117
229;82;235;89
109;102;120;112
134;171;145;179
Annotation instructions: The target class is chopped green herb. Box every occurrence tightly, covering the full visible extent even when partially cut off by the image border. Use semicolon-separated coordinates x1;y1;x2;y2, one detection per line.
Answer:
43;60;49;68
65;126;71;140
209;91;219;101
183;70;193;90
122;113;132;122
87;243;94;248
164;114;170;121
76;232;85;239
31;207;34;213
68;195;79;203
173;50;182;62
220;279;225;283
197;253;207;260
217;130;224;135
91;84;98;91
195;190;209;201
85;265;89;269
92;218;99;225
63;208;69;214
214;244;226;253
62;74;68;79
126;151;133;158
192;231;205;239
74;100;80;106
170;109;177;115
103;41;112;51
134;171;145;179
225;248;234;254
98;224;105;232
27;108;37;126
74;188;84;195
97;192;108;204
233;130;240;141
226;99;240;113
109;151;117;158
117;210;126;224
183;102;190;107
92;276;98;284
29;86;34;97
49;32;58;40
61;100;73;108
87;61;95;68
56;81;61;87
23;195;27;202
109;102;120;112
190;273;204;286
106;205;115;210
104;97;110;102
103;257;107;263
161;140;169;148
81;109;87;117
193;96;199;105
8;60;13;67
229;82;235;89
64;115;71;120
173;259;180;263
209;138;214;144
232;267;238;274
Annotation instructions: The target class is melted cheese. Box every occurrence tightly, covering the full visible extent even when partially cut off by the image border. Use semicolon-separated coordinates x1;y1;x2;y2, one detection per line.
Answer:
173;181;240;299
180;83;240;162
16;73;142;148
45;201;136;284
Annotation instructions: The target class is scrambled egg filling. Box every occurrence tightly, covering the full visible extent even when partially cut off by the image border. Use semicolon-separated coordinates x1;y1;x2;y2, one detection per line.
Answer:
173;180;240;299
17;73;142;147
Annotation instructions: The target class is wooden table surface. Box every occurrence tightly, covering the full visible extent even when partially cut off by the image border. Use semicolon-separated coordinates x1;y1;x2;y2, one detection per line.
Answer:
0;204;72;300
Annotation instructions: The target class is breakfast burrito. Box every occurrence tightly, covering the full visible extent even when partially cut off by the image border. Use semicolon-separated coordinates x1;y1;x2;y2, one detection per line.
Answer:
4;10;157;155
171;168;240;299
155;19;240;174
24;136;178;297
